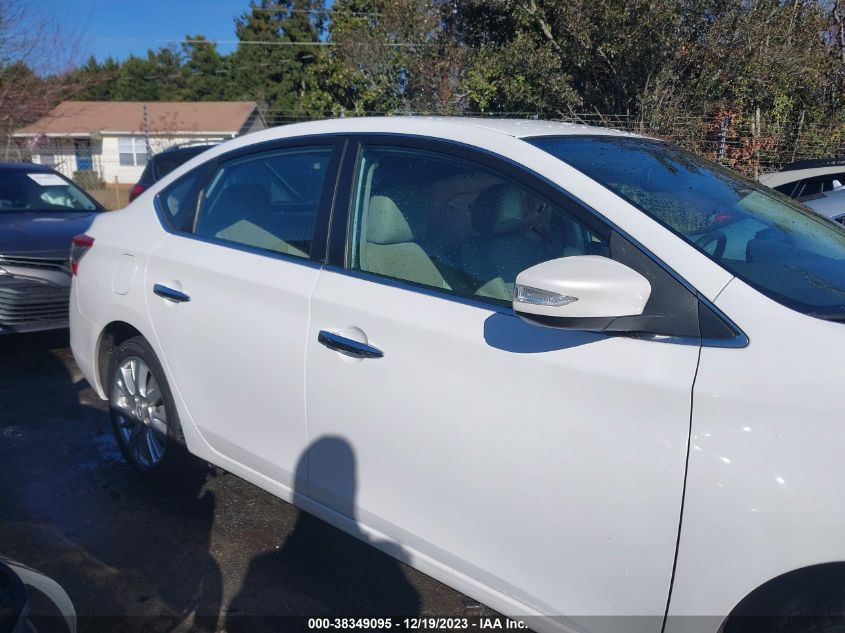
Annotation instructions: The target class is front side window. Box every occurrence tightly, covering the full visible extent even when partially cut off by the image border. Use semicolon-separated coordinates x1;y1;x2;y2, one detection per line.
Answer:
530;136;845;321
118;137;148;167
194;147;331;259
348;145;609;304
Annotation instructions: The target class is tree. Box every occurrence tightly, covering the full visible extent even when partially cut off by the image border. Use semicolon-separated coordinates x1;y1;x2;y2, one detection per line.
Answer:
0;0;91;156
305;0;473;117
110;47;185;101
72;56;121;100
230;0;327;118
181;35;232;101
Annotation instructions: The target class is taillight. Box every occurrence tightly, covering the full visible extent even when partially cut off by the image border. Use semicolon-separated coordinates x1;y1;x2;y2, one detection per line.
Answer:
70;234;94;276
128;184;145;202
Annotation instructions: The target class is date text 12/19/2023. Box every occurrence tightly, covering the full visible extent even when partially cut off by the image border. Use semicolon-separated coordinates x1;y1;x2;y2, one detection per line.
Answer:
307;617;529;630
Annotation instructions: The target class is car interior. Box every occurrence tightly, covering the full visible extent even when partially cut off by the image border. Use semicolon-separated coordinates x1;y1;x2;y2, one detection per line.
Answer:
0;172;97;212
351;147;609;303
193;149;331;258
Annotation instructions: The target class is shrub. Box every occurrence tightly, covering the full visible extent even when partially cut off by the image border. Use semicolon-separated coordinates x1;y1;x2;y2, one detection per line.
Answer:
72;170;104;190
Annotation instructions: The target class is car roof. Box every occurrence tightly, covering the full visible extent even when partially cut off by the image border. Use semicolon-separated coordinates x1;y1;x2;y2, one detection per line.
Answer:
0;162;55;173
779;157;845;172
759;164;845;188
157;143;218;155
415;117;644;139
278;116;645;139
152;117;652;193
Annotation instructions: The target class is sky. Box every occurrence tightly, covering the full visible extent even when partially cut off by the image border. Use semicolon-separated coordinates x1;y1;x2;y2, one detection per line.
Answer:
36;0;252;62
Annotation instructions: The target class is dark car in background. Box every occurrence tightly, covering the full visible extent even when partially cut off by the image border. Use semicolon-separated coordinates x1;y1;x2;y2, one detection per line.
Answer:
128;143;217;202
0;163;102;334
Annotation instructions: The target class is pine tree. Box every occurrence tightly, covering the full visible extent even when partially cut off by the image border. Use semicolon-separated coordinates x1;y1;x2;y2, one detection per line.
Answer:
181;35;232;101
230;0;327;119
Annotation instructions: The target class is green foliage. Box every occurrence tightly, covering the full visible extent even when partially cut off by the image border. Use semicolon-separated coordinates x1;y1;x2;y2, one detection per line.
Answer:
45;0;845;174
180;35;232;101
230;0;327;115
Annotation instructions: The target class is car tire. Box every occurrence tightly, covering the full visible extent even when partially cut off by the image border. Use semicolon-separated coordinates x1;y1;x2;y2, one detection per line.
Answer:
107;335;190;479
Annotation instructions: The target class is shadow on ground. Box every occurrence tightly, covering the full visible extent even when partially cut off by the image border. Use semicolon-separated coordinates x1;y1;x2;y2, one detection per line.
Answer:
0;331;491;632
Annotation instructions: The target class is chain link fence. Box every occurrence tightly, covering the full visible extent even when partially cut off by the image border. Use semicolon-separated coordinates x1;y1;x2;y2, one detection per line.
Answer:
8;110;845;186
257;110;845;178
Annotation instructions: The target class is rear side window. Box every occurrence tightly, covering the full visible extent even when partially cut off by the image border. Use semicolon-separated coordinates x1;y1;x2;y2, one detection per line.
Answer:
193;147;332;259
152;147;210;182
158;171;203;232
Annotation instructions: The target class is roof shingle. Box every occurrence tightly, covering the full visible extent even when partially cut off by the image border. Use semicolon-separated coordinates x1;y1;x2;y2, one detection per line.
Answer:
14;101;260;136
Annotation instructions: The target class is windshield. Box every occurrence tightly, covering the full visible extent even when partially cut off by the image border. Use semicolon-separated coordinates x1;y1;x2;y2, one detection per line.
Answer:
530;135;845;321
0;170;99;213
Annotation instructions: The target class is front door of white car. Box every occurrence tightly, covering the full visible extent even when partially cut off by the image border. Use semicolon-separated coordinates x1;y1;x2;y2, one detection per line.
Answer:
146;140;340;489
304;138;701;628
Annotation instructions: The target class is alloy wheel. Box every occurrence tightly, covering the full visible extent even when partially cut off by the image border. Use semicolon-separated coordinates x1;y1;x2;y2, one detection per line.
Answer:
110;356;168;469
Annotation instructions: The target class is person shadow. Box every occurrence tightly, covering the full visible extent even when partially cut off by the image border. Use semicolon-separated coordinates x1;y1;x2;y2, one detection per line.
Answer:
225;436;420;632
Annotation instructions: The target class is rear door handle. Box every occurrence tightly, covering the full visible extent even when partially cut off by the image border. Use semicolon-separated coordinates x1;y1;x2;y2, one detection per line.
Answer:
318;330;383;359
153;284;191;303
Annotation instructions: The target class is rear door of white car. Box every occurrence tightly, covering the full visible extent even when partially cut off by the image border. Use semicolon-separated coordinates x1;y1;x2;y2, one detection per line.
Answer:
303;135;719;629
146;137;342;489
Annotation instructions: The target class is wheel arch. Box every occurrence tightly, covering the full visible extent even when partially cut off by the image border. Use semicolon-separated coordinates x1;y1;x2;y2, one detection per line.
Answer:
722;562;845;632
96;320;145;394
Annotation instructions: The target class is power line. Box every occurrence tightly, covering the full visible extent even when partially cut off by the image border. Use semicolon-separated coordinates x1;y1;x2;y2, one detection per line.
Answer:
94;37;427;47
173;38;427;47
104;0;383;17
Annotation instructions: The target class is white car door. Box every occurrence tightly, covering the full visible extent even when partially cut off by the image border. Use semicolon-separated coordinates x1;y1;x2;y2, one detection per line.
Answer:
304;138;707;629
146;140;340;489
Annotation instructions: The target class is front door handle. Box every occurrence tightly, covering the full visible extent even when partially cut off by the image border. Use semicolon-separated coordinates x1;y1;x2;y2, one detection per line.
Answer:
153;284;191;303
318;330;383;359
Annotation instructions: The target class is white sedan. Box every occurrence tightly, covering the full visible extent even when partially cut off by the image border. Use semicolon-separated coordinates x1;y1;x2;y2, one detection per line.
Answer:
759;158;845;225
70;118;845;633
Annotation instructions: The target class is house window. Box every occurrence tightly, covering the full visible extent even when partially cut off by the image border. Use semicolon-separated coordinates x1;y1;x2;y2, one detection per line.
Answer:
118;137;148;167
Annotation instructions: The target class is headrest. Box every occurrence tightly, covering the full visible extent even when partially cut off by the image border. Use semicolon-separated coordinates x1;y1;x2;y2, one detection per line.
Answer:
210;183;270;218
472;184;526;235
367;195;426;245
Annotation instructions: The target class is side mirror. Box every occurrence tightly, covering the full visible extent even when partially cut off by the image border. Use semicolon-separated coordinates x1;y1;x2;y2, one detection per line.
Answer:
512;256;652;331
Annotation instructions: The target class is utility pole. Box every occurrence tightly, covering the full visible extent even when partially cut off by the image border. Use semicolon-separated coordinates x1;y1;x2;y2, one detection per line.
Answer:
717;115;730;164
143;103;152;156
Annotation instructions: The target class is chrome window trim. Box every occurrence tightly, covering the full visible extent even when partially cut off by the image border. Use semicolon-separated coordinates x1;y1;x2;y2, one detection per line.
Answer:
322;265;747;349
323;264;515;316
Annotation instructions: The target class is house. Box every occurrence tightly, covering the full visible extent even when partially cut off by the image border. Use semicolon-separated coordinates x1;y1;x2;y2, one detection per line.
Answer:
13;101;266;184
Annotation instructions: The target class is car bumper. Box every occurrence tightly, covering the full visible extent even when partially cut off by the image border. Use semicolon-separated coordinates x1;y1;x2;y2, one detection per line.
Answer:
0;274;70;334
68;282;103;398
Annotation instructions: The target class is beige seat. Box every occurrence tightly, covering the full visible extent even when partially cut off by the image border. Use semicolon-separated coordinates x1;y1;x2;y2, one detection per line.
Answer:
362;195;450;290
198;183;308;258
461;183;548;300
